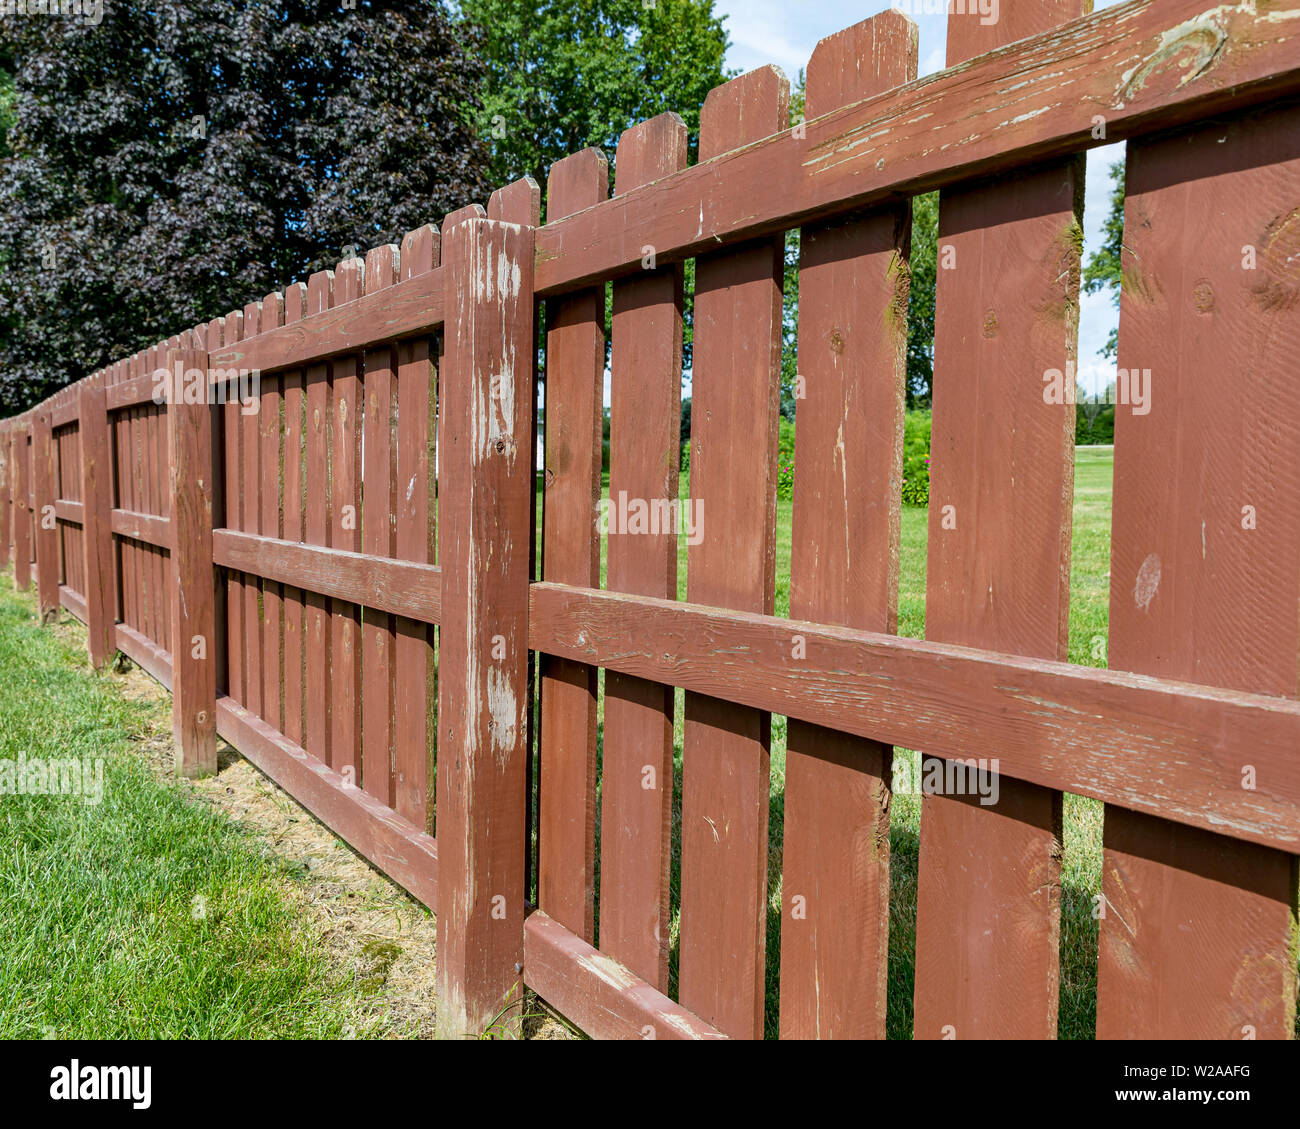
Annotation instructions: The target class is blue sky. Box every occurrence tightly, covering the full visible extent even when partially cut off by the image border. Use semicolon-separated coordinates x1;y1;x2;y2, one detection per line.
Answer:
715;0;1126;393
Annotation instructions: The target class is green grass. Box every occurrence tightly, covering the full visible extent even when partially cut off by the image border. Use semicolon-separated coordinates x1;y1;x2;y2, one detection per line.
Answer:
0;589;373;1038
534;446;1120;1038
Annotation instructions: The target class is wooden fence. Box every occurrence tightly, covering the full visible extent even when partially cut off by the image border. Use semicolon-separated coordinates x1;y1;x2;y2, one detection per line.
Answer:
2;0;1300;1039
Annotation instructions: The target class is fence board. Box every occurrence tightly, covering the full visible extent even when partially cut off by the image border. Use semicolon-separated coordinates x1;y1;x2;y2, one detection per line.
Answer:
305;274;333;767
33;411;59;621
223;312;247;707
118;363;138;636
260;293;285;733
241;302;263;720
537;148;608;943
13;425;30;590
679;67;787;1040
363;245;400;806
331;260;364;784
282;285;308;747
523;911;725;1041
911;2;1082;1042
532;0;1300;297
1098;103;1300;1040
779;10;914;1041
599;116;688;987
79;381;114;668
395;226;440;831
155;345;172;654
0;424;10;570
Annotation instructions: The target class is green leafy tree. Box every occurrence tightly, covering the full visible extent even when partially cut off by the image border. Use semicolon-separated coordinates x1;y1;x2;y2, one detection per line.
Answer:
906;191;938;407
460;0;730;193
1083;159;1126;360
0;61;14;157
0;1;490;415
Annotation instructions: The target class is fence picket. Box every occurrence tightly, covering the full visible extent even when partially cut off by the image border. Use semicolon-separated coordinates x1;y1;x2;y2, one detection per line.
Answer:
305;273;334;767
679;67;788;1039
33;410;58;621
241;303;264;718
260;293;286;732
330;259;365;783
363;244;401;806
394;227;439;831
13;423;31;590
281;284;308;747
911;2;1083;1041
0;423;10;570
538;148;608;944
601;116;688;987
779;10;915;1040
223;311;247;705
1097;104;1300;1040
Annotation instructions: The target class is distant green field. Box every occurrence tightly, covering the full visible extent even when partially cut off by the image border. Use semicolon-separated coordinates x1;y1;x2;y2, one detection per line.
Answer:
543;445;1118;1038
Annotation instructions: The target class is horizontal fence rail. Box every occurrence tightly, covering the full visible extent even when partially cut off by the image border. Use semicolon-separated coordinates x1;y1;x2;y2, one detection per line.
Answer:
3;0;1298;1040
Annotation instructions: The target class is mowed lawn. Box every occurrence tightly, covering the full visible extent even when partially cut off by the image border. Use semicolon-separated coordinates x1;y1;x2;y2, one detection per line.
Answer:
564;446;1118;1038
0;590;373;1038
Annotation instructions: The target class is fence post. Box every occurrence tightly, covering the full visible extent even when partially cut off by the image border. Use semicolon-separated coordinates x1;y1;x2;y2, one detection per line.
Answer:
13;424;31;591
166;347;217;778
79;381;116;669
435;215;536;1039
0;424;10;571
32;411;60;622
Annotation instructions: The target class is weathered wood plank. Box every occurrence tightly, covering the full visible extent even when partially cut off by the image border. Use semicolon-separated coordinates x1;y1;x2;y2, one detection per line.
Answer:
537;149;607;944
78;382;115;669
330;260;364;784
167;346;217;778
1098;103;1300;1041
259;293;285;733
395;225;440;831
305;275;333;767
436;216;536;1039
281;284;308;748
527;582;1300;855
208;266;444;377
13;425;31;590
779;9;914;1041
216;695;439;911
223;311;247;708
116;621;172;689
680;67;787;1040
104;373;160;412
212;529;441;624
59;584;86;624
53;499;83;524
599;116;688;987
913;2;1083;1041
110;509;171;550
32;411;60;621
488;178;543;928
363;245;401;807
0;424;10;571
533;0;1300;296
523;911;726;1041
241;302;264;720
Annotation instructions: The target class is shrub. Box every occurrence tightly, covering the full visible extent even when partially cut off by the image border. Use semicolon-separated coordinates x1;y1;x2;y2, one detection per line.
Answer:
902;410;932;507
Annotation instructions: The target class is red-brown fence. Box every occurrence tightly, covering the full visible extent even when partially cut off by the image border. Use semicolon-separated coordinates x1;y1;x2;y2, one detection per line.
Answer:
3;0;1300;1039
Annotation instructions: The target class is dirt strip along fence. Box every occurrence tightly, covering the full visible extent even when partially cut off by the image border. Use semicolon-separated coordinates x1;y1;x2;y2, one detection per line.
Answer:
3;0;1300;1039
